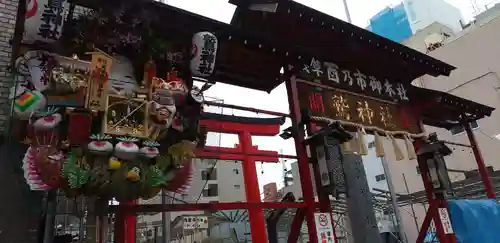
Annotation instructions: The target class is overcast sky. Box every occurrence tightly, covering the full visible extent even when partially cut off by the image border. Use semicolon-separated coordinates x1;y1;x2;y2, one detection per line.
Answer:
167;0;497;190
166;0;497;26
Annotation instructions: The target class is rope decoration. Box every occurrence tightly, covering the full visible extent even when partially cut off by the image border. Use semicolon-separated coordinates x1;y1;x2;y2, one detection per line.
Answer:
310;116;421;161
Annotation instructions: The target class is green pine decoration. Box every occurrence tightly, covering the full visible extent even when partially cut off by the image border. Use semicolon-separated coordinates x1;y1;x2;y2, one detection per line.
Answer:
156;155;173;170
168;141;195;166
144;166;167;187
61;152;91;189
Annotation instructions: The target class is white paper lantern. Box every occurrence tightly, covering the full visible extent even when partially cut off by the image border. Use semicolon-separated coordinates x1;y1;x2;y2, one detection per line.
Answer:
190;32;218;77
24;0;68;44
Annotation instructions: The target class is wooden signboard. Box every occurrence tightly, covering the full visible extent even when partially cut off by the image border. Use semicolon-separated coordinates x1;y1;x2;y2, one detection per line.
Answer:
296;81;419;134
86;50;116;111
297;58;410;103
294;57;419;134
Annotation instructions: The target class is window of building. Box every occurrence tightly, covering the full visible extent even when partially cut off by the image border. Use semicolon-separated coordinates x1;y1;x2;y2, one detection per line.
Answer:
234;185;241;189
233;169;239;175
201;168;217;180
416;166;420;175
368;141;375;149
450;121;479;135
202;184;218;197
375;174;386;182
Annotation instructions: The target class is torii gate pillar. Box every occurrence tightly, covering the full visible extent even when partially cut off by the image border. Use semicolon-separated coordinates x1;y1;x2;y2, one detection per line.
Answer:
198;117;283;243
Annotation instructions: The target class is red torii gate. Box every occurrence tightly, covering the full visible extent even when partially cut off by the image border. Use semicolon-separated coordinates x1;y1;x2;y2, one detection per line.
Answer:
195;113;285;243
111;110;310;243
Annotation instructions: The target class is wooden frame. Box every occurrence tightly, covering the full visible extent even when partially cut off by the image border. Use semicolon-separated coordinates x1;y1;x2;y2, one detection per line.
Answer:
102;94;150;138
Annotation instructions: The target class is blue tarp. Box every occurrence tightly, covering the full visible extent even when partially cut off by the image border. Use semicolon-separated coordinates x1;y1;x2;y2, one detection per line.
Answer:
424;232;439;243
448;200;500;243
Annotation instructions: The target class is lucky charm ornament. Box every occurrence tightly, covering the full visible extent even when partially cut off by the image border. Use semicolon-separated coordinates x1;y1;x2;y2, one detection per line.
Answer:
114;137;140;160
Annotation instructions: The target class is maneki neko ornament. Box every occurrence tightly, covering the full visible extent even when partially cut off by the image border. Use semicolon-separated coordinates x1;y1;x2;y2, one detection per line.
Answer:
149;88;176;139
164;70;189;105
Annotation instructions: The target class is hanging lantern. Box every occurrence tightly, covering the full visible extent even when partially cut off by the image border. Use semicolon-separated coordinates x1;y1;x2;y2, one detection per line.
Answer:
87;134;113;155
190;32;218;77
139;141;160;159
115;137;139;160
24;0;68;44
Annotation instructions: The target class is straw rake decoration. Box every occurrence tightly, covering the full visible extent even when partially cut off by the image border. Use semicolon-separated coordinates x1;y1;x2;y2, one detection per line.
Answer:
310;116;422;161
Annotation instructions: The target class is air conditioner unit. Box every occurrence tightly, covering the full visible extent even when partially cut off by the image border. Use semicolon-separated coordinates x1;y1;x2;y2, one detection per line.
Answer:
425;33;446;52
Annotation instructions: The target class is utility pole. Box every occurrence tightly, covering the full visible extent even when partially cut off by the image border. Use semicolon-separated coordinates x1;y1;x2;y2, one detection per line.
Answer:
380;157;408;243
342;0;352;23
162;190;171;243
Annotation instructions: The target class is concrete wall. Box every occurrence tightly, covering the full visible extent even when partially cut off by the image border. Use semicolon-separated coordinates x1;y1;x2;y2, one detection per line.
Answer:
401;22;455;53
0;0;17;130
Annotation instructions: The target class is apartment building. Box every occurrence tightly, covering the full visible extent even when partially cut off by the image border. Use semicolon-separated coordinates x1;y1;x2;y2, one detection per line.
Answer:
139;158;246;240
367;0;464;42
383;6;500;242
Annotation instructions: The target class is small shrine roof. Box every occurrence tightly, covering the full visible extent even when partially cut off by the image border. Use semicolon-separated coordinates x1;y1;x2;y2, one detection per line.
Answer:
229;0;456;84
409;86;495;129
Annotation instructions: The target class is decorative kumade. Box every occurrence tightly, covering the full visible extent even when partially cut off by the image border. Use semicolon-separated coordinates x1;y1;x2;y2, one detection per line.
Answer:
17;31;209;201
